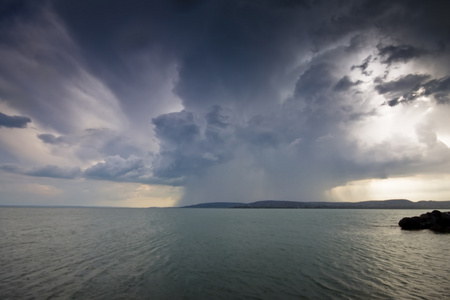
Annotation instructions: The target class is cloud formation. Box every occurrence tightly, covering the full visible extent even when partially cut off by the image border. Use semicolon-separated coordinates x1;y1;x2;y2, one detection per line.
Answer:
0;164;81;179
1;0;450;206
152;107;234;180
0;112;31;128
378;44;428;65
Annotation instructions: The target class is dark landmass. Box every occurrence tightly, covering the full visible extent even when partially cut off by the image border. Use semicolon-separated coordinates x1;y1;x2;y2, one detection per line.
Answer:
399;210;450;232
181;202;245;208
182;199;450;209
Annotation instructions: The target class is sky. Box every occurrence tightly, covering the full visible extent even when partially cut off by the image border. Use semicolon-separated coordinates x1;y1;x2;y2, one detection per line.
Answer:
1;0;450;207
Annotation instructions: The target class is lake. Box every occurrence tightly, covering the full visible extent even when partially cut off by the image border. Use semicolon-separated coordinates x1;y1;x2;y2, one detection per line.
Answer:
1;207;449;299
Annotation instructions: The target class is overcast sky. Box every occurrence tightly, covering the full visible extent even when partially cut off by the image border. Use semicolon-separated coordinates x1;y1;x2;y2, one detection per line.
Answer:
1;0;450;207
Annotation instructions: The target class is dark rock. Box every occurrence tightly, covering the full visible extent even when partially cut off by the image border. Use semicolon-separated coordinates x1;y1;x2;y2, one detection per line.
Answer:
399;210;450;232
399;217;422;230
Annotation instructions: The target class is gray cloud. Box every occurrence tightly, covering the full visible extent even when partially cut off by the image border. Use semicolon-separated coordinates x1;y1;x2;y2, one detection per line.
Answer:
27;165;82;179
205;105;229;129
375;74;431;95
351;55;372;76
0;158;183;186
151;108;234;180
334;76;362;92
81;155;184;186
0;112;31;128
170;1;315;111
0;164;81;179
379;75;450;106
84;155;152;182
423;76;450;104
37;133;67;144
386;98;400;107
152;111;201;149
295;63;335;102
37;128;144;162
378;44;427;64
0;7;87;133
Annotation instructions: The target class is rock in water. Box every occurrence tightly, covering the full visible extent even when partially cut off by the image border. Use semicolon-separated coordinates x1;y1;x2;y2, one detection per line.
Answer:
398;216;421;230
399;210;450;232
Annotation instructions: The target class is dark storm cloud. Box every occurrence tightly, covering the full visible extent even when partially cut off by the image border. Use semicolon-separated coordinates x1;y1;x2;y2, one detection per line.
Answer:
0;112;31;128
151;108;233;179
170;1;318;111
237;119;281;148
379;75;450;106
49;0;205;113
0;0;40;24
311;1;389;49
386;98;400;107
152;111;200;148
417;76;450;105
378;44;428;64
49;0;324;115
375;74;431;95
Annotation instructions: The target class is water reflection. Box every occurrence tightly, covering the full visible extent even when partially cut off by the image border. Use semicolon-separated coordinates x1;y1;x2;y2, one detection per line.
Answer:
1;208;449;299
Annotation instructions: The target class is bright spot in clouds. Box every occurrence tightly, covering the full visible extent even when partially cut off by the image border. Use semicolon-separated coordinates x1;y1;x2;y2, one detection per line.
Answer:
329;174;450;202
438;135;450;147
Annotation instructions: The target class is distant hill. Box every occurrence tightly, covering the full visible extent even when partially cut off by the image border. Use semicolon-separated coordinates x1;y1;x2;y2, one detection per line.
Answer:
181;199;450;209
182;202;245;208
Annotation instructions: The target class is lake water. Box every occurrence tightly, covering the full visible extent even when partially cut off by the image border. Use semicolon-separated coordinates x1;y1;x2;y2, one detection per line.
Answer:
1;207;449;299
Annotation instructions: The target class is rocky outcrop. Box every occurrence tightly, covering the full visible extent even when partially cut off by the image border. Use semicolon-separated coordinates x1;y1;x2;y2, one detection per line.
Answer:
399;210;450;232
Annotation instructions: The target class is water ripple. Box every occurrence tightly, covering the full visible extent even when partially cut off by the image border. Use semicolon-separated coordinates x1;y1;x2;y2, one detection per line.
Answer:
1;208;450;299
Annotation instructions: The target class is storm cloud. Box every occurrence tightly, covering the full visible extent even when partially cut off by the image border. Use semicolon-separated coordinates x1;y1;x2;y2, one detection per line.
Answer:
1;0;450;206
378;44;428;65
0;112;31;128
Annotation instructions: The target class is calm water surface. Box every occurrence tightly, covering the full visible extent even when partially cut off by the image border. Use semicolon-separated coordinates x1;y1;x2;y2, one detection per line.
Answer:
1;207;449;299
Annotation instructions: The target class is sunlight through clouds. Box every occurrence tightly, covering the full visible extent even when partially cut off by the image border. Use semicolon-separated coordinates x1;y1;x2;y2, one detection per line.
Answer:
96;183;183;208
328;174;450;202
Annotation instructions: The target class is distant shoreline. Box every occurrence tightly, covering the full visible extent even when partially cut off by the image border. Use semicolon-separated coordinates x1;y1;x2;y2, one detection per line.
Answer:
2;199;450;209
181;199;450;209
